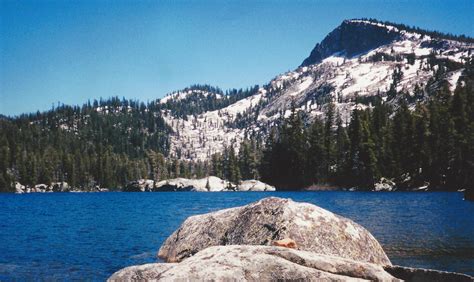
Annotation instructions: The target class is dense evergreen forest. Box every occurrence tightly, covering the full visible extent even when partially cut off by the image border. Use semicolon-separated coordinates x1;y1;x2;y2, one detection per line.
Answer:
0;98;171;192
0;86;261;192
257;80;473;190
1;62;473;192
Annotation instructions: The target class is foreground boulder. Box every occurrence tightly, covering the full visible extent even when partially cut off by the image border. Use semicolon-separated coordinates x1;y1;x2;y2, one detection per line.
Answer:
158;197;391;265
110;245;398;281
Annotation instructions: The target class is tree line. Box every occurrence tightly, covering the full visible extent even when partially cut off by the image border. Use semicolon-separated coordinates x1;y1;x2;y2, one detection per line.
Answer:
1;61;473;192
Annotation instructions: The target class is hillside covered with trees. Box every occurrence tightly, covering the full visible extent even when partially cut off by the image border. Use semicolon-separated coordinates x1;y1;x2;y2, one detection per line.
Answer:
1;19;473;193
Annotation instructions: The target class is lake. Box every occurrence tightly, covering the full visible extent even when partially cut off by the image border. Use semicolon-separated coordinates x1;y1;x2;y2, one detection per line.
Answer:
0;192;473;280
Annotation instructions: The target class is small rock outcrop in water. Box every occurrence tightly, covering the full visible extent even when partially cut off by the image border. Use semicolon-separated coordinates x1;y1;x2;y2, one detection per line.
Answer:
158;197;391;265
109;245;398;281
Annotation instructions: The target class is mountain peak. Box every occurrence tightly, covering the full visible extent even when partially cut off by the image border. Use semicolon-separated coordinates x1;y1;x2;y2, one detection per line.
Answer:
301;19;474;67
300;19;401;67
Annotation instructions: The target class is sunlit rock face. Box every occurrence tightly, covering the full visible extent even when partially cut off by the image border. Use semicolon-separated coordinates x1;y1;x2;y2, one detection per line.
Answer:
157;197;391;265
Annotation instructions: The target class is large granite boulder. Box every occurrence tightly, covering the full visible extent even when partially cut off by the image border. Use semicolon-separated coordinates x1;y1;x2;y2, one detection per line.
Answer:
110;245;398;281
158;197;391;265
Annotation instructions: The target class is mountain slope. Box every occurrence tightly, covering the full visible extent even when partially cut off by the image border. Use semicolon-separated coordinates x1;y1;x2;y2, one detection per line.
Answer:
163;19;473;161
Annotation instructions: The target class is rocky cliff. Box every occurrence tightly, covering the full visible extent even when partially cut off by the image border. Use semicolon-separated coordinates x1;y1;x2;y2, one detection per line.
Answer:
301;19;400;66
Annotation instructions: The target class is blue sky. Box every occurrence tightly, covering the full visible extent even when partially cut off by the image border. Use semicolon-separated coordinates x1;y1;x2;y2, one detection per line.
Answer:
1;0;473;116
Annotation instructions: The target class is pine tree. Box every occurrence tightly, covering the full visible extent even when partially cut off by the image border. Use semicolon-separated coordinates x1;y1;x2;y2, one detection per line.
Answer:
227;145;241;184
334;114;349;185
282;106;307;188
307;118;325;185
359;113;379;188
323;103;336;178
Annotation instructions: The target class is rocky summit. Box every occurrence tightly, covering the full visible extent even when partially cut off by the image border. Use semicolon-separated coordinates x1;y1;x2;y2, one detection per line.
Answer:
158;197;391;265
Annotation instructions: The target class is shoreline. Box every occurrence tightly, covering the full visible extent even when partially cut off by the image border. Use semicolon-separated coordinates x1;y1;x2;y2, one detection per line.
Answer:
12;177;470;194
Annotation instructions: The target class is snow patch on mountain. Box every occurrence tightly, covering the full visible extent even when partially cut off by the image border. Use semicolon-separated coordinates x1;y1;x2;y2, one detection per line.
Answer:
448;69;463;92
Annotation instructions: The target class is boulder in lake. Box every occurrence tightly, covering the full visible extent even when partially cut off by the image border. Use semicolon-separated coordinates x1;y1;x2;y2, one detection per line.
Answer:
110;245;398;281
236;179;276;191
158;197;391;265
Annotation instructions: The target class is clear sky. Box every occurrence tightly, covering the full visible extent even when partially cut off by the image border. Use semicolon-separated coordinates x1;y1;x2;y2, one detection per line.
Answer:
1;0;473;116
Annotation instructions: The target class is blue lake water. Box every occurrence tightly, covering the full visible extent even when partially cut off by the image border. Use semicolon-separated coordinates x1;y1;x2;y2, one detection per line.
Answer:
0;192;473;280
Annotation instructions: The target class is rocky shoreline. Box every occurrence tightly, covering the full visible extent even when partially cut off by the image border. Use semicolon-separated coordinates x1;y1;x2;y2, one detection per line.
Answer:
108;197;473;281
124;177;276;192
13;177;276;194
14;181;109;194
13;177;469;195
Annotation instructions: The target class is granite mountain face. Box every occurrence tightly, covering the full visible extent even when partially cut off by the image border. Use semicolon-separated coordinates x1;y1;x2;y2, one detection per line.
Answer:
160;19;473;161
